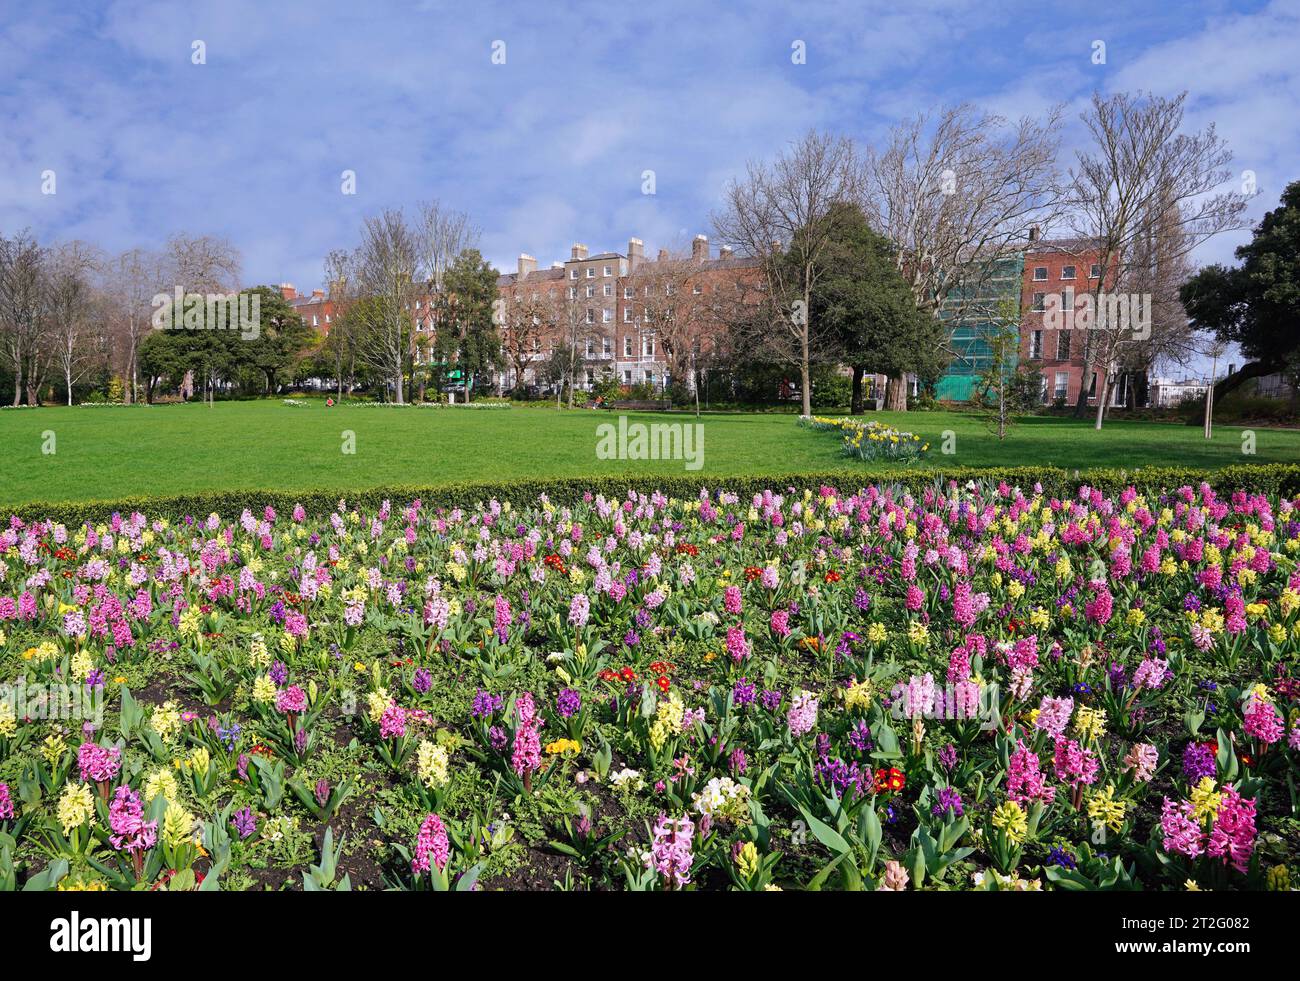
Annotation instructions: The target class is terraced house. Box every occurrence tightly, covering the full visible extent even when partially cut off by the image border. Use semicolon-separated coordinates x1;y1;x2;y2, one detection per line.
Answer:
494;235;760;396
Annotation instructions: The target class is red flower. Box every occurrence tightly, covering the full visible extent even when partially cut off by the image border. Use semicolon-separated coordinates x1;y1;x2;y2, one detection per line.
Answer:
824;570;841;584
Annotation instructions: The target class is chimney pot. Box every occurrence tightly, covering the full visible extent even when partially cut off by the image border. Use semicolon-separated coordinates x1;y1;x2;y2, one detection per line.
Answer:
518;253;538;279
571;243;588;260
279;283;297;300
1028;225;1040;242
692;235;709;261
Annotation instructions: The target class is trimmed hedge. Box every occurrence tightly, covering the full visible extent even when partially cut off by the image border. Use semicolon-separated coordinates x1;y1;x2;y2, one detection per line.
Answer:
8;463;1300;526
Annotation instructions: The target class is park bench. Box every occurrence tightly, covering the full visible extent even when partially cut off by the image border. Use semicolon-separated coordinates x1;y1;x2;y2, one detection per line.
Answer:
602;399;672;411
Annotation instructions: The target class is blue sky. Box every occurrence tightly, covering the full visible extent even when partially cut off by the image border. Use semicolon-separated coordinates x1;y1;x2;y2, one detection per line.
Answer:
2;0;1297;317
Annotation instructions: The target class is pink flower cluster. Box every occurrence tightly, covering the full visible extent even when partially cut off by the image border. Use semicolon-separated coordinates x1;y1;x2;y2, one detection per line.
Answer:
276;685;307;714
1243;698;1284;745
77;742;122;784
647;813;695;888
108;785;157;854
1161;787;1257;874
1007;740;1055;805
1052;737;1099;788
411;812;451;874
511;692;542;777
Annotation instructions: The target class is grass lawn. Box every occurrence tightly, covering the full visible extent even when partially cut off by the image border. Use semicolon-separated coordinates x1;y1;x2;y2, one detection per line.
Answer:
0;400;1296;507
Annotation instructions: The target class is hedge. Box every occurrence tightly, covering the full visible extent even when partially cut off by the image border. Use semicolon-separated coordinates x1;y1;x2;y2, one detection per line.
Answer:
7;463;1300;526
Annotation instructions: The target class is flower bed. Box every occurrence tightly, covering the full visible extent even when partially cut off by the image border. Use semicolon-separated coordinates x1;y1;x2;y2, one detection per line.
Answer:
0;479;1297;891
798;415;929;463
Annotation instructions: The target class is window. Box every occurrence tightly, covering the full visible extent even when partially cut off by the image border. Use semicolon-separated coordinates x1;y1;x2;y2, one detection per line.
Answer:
603;284;613;296
1087;371;1098;399
585;339;594;357
415;300;421;309
1029;330;1043;359
325;314;330;324
623;308;632;323
1054;371;1068;400
602;337;611;356
586;370;595;385
586;267;595;278
665;284;676;295
644;371;655;386
602;308;612;323
1057;330;1071;361
623;370;633;384
624;336;633;357
312;315;319;326
570;269;578;280
603;265;612;277
692;284;702;294
585;308;595;324
568;287;577;299
623;286;633;299
1061;265;1076;280
1089;263;1101;279
1032;292;1046;311
1033;266;1048;281
643;337;655;357
585;285;595;298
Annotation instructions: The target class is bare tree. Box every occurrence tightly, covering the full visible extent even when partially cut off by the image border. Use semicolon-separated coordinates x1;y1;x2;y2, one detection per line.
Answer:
321;248;359;401
1067;91;1250;428
863;103;1065;409
162;233;243;404
713;130;865;417
48;241;103;405
104;247;165;403
419;201;478;292
353;209;421;404
500;287;559;395
0;230;51;406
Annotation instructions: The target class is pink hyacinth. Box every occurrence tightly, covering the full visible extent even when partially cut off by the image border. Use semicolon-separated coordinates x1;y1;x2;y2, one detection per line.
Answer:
411;813;451;874
1083;582;1113;625
725;624;750;663
647;813;695;889
108;786;157;854
511;692;542;777
1122;742;1159;782
0;782;13;820
1034;695;1074;739
769;608;790;638
1007;740;1056;805
1052;737;1099;788
786;691;819;738
1160;797;1204;859
568;593;590;627
379;701;407;739
723;585;743;615
77;742;122;785
1206;786;1257;874
276;685;307;714
1132;657;1170;691
1243;698;1284;745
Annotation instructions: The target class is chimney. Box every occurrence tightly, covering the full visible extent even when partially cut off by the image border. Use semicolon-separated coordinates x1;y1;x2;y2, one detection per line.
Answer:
719;245;734;260
627;237;644;270
571;243;588;260
1028;225;1040;243
692;234;709;261
550;261;564;269
279;283;297;300
311;288;324;299
518;253;537;279
657;248;669;261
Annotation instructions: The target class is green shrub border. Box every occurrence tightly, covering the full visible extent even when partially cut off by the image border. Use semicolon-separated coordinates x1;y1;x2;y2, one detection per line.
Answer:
8;463;1300;526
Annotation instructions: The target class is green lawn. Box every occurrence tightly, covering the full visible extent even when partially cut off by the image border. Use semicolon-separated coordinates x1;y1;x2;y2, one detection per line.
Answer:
0;400;1296;507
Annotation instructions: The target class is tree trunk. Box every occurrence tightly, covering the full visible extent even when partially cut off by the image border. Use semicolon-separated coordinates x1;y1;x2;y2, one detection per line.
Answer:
850;366;864;415
885;376;908;411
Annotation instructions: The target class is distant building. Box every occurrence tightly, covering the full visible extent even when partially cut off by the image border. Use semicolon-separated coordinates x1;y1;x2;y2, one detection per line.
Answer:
1150;376;1209;407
